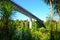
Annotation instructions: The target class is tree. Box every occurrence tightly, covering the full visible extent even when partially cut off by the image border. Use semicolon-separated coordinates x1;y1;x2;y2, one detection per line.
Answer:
53;1;60;40
0;1;14;40
43;0;54;40
43;0;60;40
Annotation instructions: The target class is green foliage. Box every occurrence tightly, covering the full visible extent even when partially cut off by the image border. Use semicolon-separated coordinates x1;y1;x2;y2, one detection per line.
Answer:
0;1;14;40
0;18;60;40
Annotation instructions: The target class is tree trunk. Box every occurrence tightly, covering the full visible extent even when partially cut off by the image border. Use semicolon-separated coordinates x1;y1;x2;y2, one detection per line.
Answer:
50;0;54;40
2;18;9;40
56;21;58;40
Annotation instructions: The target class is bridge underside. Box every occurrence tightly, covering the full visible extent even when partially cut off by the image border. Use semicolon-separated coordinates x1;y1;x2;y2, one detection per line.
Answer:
10;0;45;29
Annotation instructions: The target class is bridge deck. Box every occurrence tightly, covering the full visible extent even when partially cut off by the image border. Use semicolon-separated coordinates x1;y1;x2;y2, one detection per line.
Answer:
10;0;45;28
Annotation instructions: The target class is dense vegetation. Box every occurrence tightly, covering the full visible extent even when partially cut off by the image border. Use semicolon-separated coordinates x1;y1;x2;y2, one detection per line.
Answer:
0;19;60;40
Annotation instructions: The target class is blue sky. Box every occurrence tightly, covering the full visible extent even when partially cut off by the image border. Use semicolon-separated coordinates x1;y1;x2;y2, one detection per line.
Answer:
12;0;50;21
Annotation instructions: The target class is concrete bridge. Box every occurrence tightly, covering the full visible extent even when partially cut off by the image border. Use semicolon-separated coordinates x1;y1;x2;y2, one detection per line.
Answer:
10;0;45;29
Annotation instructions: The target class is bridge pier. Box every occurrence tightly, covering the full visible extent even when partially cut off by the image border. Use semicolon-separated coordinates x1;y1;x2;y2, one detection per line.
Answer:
29;17;32;29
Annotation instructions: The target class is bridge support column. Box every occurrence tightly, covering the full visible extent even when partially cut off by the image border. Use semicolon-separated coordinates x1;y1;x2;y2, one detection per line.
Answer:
29;17;32;29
